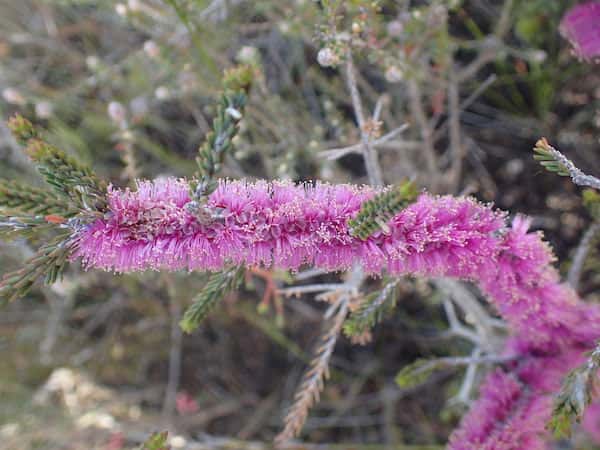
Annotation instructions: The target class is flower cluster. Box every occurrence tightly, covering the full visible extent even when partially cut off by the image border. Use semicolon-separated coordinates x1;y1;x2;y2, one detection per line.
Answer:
449;346;588;450
72;178;600;448
560;1;600;63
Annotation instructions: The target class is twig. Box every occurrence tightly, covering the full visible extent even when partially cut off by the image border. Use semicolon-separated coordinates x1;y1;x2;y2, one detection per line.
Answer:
319;124;408;160
162;280;183;425
442;299;480;345
276;295;350;443
345;51;383;186
568;222;600;290
418;351;515;372
431;74;497;142
278;283;353;298
407;79;438;182
447;70;464;192
448;347;482;406
494;0;515;38
539;140;600;190
292;268;329;281
436;279;502;352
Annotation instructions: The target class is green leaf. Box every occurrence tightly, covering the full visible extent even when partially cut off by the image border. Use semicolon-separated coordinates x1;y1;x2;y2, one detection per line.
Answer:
180;267;244;333
548;344;600;438
7;115;107;212
343;279;399;336
139;431;170;450
395;358;438;389
348;180;418;240
533;138;569;177
583;189;600;220
0;233;74;303
0;180;70;216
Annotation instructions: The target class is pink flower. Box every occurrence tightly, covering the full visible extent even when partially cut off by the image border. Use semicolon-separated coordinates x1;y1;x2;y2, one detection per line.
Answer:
176;391;199;415
73;178;600;349
583;401;600;444
560;1;600;62
449;341;588;450
106;432;125;450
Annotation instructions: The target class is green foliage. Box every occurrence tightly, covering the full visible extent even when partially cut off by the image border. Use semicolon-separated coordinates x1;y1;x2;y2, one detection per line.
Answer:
139;431;170;450
0;115;106;302
532;138;569;177
8;115;107;212
395;358;439;389
0;233;74;303
0;214;58;240
179;266;244;334
7;114;38;145
0;180;71;216
514;0;564;47
583;189;600;220
343;279;399;336
191;66;253;202
348;180;418;240
548;344;600;438
25;138;107;210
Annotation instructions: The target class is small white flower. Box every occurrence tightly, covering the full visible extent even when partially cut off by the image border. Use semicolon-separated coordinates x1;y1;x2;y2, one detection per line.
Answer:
278;21;290;34
387;20;404;38
317;47;340;67
528;50;547;63
170;435;187;448
107;101;127;124
127;0;142;11
225;107;242;120
385;66;403;83
237;46;259;64
115;3;128;16
143;40;160;58
86;55;100;70
155;86;170;100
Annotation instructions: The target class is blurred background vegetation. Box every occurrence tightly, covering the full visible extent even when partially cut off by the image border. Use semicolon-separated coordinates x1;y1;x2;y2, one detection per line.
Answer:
0;0;599;449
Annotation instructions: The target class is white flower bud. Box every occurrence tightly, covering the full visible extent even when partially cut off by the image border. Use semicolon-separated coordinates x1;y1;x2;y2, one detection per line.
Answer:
127;0;142;11
35;101;53;119
107;101;127;124
115;3;128;16
529;50;547;63
155;86;170;100
387;20;404;37
385;66;403;83
143;40;160;59
317;47;339;67
86;55;100;70
2;88;25;105
237;46;259;64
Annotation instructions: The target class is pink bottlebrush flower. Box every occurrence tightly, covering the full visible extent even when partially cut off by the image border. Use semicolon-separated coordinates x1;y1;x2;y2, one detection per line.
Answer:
449;345;588;450
583;401;600;444
72;178;600;351
560;1;600;62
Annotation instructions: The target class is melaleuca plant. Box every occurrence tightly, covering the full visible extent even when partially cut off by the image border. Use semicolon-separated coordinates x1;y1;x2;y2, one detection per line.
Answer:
5;112;600;448
2;3;600;447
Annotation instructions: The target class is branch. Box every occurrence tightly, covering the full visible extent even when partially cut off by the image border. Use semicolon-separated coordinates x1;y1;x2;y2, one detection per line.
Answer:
534;138;600;190
276;295;350;443
345;51;383;186
568;222;600;290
